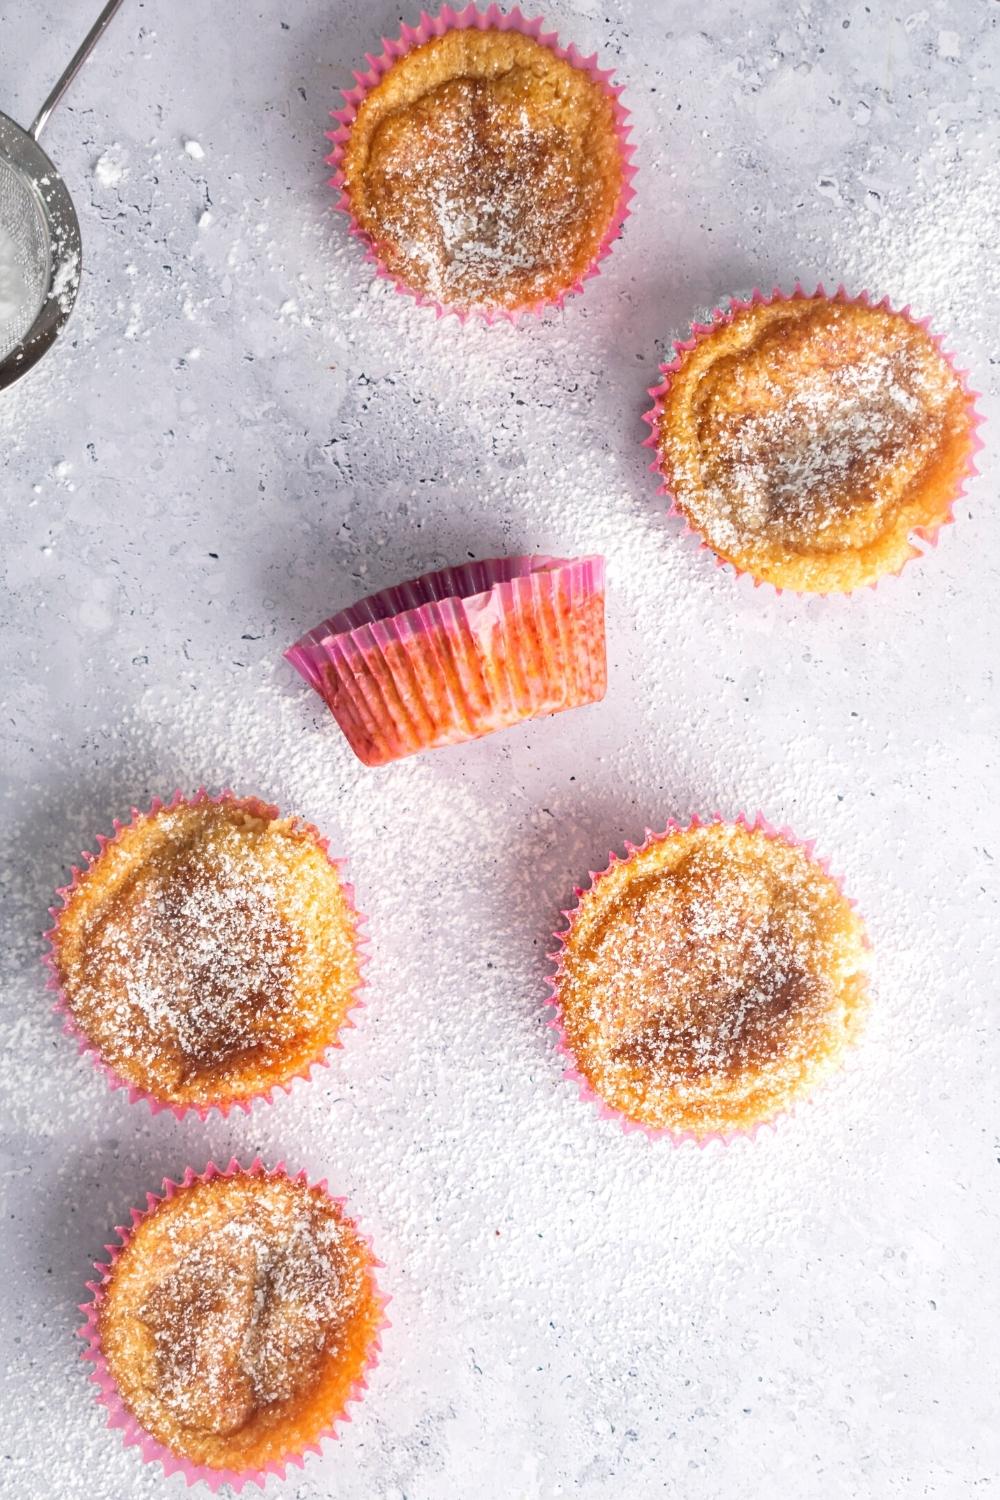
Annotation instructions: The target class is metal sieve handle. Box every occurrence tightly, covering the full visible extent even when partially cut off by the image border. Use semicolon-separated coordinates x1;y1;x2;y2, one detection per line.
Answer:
29;0;127;141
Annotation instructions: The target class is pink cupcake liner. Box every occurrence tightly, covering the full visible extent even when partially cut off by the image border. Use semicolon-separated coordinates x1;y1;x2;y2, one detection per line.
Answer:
641;283;985;595
326;4;638;323
44;789;367;1120
546;811;872;1146
286;554;607;767
78;1158;389;1493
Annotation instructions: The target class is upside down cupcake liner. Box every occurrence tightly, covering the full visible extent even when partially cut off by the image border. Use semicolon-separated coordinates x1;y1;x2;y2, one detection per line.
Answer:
44;789;367;1119
78;1159;389;1492
546;811;872;1145
327;4;637;322
642;283;984;595
286;554;607;767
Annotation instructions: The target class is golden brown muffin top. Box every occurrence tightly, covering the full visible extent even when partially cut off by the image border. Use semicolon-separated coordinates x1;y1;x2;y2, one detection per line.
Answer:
555;822;869;1138
342;28;624;312
654;297;976;592
51;797;361;1108
99;1172;381;1471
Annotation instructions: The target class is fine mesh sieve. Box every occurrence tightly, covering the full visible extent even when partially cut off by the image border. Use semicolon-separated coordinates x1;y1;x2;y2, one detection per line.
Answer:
0;156;49;359
0;0;126;391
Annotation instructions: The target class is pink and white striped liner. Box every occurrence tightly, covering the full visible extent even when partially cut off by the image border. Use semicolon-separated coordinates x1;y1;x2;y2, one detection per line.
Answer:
545;811;872;1146
43;789;368;1119
326;4;638;323
641;283;985;595
286;554;607;768
78;1158;389;1492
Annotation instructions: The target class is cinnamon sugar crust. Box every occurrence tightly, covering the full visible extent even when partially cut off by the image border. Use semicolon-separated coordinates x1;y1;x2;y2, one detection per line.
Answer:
98;1173;381;1471
555;822;869;1138
342;28;623;312
51;797;362;1108
654;297;976;592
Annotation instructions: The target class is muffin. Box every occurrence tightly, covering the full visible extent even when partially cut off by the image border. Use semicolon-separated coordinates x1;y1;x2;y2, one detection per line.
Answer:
82;1163;384;1484
333;17;631;315
551;818;869;1140
646;289;980;593
286;555;607;767
48;792;363;1113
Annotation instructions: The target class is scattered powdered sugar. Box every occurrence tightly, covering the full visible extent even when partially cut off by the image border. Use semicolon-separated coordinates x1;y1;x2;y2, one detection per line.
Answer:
0;4;997;1495
820;129;1000;362
50;248;80;316
602;875;825;1077
0;625;985;1495
93;149;127;189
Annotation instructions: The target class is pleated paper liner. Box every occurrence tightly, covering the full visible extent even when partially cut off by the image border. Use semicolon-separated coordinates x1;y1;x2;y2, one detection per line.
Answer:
547;812;872;1145
79;1159;389;1492
44;789;367;1119
286;554;607;767
642;283;984;594
327;3;637;322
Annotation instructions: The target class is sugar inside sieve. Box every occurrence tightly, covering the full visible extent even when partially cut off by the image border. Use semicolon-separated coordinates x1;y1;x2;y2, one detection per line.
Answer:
0;0;125;391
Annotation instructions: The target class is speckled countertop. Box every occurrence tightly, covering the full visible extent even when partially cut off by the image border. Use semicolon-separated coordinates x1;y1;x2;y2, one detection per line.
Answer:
1;1;998;1497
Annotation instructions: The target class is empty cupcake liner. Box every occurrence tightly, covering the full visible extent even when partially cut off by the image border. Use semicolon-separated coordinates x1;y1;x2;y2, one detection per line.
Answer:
327;3;638;322
546;810;871;1145
44;789;367;1120
78;1158;389;1493
642;283;985;595
286;554;607;767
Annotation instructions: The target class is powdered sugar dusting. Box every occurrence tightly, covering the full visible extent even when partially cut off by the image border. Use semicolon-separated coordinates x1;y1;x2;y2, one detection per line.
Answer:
52;799;357;1106
701;354;937;537
142;1213;350;1422
1;1;998;1495
104;1174;368;1451
0;223;38;335
662;302;968;563
557;824;867;1135
93;819;291;1065
366;84;587;307
346;39;622;312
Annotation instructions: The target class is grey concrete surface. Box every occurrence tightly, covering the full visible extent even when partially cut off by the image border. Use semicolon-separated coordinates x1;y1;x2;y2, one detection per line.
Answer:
1;1;998;1496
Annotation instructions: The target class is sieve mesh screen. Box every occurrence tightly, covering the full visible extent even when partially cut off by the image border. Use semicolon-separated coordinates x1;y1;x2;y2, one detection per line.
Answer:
0;155;50;360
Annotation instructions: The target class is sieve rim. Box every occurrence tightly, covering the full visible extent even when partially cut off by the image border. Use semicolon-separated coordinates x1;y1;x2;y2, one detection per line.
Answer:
0;109;82;392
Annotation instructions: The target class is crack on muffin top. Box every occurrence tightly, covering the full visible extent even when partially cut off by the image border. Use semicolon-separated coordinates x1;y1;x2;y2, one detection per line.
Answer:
611;958;815;1081
557;824;869;1135
583;850;834;1083
97;1173;379;1471
703;354;937;533
361;74;589;305
53;799;360;1105
344;31;622;311
98;836;297;1077
137;1200;360;1437
655;299;974;589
